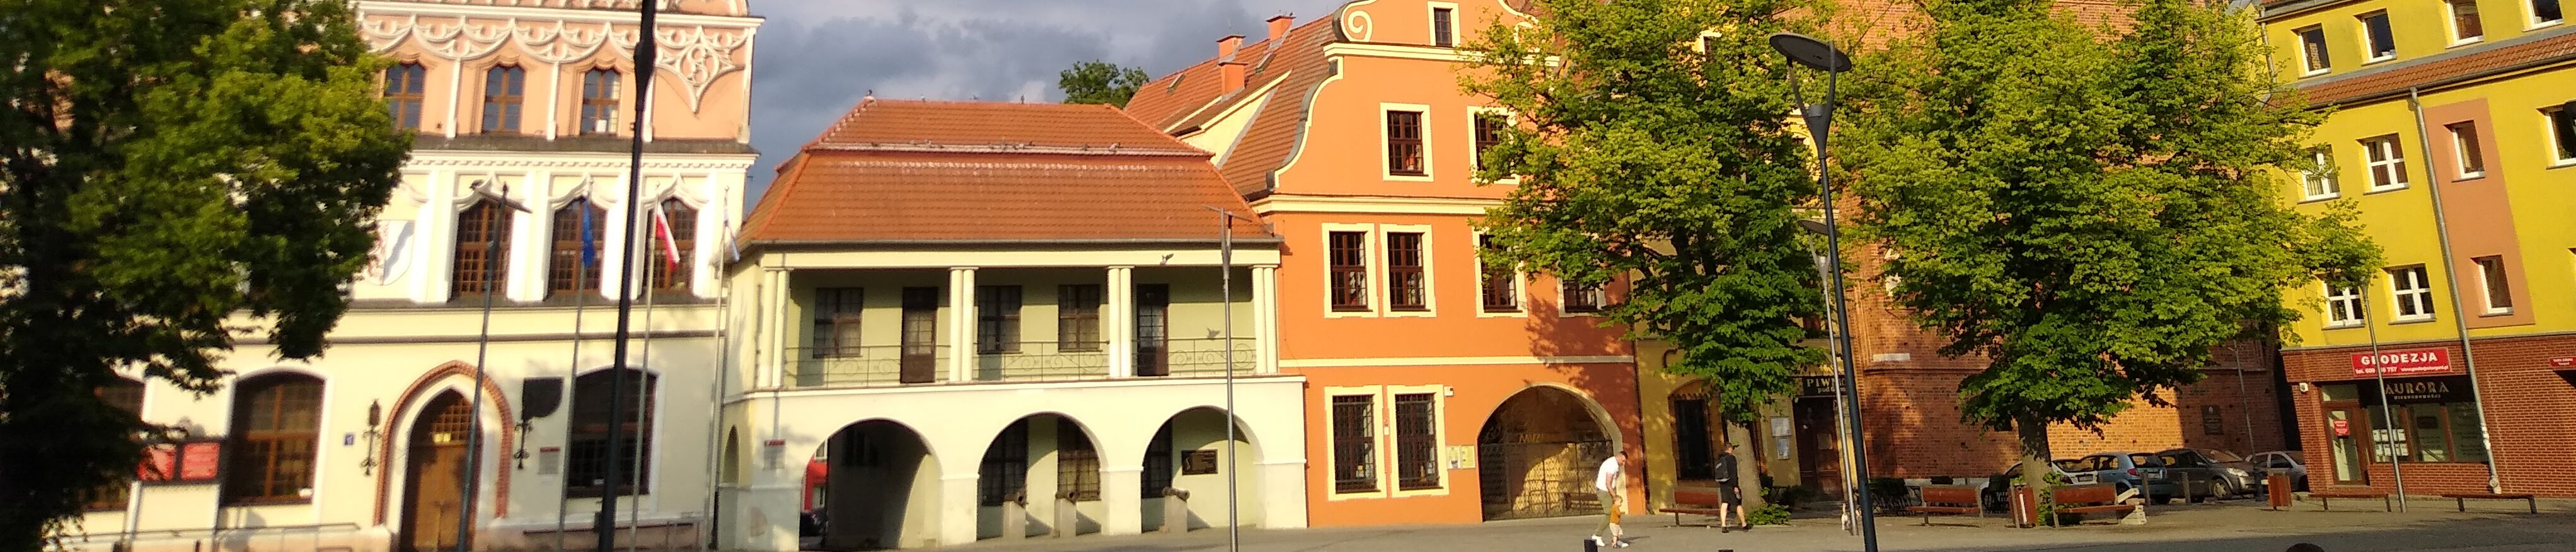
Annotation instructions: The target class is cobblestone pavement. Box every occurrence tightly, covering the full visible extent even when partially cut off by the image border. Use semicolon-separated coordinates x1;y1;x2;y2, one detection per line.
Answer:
935;498;2576;552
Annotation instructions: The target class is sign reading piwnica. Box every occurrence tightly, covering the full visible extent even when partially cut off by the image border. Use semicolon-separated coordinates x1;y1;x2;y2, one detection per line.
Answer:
2350;348;2451;377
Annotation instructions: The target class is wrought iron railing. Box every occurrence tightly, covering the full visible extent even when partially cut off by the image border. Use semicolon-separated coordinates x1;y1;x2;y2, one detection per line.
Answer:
788;345;949;388
971;341;1112;382
784;337;1259;388
1157;337;1260;377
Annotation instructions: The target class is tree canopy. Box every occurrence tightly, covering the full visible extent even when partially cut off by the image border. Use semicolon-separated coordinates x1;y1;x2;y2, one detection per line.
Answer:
1463;0;1827;428
0;0;408;547
1058;60;1151;107
1841;0;2378;488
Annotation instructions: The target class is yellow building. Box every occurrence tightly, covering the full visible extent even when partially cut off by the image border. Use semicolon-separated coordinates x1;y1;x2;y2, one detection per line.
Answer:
1631;341;1813;512
2261;0;2576;497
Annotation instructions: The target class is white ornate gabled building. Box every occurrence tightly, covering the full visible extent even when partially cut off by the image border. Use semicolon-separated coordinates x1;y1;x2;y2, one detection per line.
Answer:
58;2;761;551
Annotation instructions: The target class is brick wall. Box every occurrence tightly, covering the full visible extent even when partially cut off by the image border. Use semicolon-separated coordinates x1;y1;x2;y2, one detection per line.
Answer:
2280;333;2576;497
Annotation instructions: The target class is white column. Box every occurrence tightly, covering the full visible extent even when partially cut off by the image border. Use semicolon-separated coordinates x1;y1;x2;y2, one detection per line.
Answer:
600;174;635;301
948;267;978;382
939;473;981;546
1106;267;1136;378
1101;466;1144;536
508;173;550;301
1252;265;1279;374
1259;459;1310;529
761;267;790;389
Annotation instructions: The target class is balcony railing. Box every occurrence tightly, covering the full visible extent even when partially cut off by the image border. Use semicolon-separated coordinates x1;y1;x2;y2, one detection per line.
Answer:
782;337;1260;389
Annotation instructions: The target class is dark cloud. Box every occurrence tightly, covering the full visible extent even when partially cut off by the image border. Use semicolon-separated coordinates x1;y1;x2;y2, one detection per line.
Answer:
743;0;1342;196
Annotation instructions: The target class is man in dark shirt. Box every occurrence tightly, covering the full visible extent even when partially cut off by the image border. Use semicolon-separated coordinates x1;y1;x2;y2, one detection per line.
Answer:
1715;442;1746;532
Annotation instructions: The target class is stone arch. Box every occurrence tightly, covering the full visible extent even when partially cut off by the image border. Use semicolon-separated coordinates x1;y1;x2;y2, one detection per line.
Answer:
810;418;942;551
1138;406;1265;532
973;412;1106;540
1475;383;1619;520
371;360;517;526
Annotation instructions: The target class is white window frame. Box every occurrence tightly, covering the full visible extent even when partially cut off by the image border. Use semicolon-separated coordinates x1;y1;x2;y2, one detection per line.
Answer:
2531;0;2565;30
1474;233;1528;318
1428;2;1460;48
2544;104;2575;166
1380;103;1436;182
2447;122;2486;180
2388;265;2436;322
1465;106;1520;185
2324;283;2364;328
2297;26;2332;76
2359;11;2398;64
2449;0;2487;45
1386;384;1450;497
2302;146;2342;200
2362;135;2410;191
1324;386;1390;499
1380;224;1438;318
1557;275;1609;318
2473;255;2513;314
1322;222;1381;318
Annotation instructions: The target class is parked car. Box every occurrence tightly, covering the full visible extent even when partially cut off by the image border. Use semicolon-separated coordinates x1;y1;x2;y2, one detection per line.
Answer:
2248;450;2311;492
2153;448;2254;499
2072;452;2193;504
1979;459;2094;512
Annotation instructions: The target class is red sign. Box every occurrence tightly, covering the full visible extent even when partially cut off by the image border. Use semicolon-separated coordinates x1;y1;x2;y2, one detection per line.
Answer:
2330;418;2350;437
2549;355;2576;368
2352;348;2451;376
139;440;222;485
139;444;179;481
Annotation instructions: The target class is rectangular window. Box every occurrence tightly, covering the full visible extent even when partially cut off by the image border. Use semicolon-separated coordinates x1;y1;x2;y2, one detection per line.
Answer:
482;66;524;134
2303;146;2340;199
1563;279;1606;313
2448;122;2486;178
1331;394;1378;493
2474;256;2512;313
2364;401;2489;463
1387;110;1426;176
1393;393;1441;490
1479;236;1519;312
647;200;696;291
1387;232;1427;311
451;200;511;299
2452;0;2486;42
2389;265;2436;321
1431;7;1455;47
2298;26;2331;73
978;421;1029;505
1135;284;1171;376
2536;0;2565;26
1473;113;1508;172
1057;284;1103;352
1329;231;1371;311
2360;12;2396;61
2549;105;2576;161
2325;284;2364;327
812;287;864;357
2362;135;2409;190
384;63;427;130
1056;418;1102;502
547;199;602;297
580;69;620;135
976;285;1022;354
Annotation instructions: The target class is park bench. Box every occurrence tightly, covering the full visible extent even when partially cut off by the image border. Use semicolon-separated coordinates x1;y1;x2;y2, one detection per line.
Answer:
2048;483;2135;527
1657;487;1728;527
2306;488;2391;512
1906;485;1982;526
2439;492;2536;514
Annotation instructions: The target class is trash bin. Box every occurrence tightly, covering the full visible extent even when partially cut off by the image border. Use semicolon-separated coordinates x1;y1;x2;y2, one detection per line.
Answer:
2267;474;2292;510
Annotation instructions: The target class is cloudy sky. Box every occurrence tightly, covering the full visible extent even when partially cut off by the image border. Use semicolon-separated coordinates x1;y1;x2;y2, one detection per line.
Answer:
742;0;1351;194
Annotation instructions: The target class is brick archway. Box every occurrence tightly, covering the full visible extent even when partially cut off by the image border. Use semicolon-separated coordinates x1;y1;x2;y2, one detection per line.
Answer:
371;360;518;526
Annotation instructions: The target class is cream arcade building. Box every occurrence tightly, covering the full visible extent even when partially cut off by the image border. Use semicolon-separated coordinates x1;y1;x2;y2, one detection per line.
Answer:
58;1;761;551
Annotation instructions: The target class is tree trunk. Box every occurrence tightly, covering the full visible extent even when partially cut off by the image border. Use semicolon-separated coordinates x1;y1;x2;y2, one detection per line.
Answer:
1725;420;1768;510
2014;414;2055;524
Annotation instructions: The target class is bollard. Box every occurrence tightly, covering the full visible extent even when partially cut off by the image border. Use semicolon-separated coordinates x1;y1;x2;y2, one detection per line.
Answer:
1054;491;1079;538
1002;492;1029;540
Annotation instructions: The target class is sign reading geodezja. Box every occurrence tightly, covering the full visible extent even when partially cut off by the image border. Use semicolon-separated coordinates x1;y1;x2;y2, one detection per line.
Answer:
2350;348;2451;376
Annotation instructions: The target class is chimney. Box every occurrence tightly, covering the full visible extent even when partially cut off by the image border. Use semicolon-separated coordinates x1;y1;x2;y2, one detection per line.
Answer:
1217;35;1248;93
1267;14;1294;42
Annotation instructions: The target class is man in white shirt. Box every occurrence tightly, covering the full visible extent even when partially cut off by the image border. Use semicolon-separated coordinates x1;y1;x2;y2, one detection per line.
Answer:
1593;454;1629;548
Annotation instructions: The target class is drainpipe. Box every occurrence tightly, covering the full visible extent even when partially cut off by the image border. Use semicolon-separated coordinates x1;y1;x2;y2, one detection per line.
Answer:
2405;87;2505;494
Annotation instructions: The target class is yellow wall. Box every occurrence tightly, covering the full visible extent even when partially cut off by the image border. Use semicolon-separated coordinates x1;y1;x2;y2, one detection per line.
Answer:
2265;0;2563;79
1632;340;1800;510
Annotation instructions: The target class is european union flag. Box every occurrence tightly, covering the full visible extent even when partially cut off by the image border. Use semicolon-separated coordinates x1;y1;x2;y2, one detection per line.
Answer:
579;202;598;268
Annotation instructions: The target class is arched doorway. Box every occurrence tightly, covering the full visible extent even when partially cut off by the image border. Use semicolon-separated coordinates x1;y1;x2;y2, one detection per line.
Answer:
1140;407;1262;532
976;414;1100;540
807;420;938;551
1477;386;1615;520
399;391;475;552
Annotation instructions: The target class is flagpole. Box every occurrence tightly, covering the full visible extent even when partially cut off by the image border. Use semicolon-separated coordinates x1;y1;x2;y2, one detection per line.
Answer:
629;203;669;552
598;1;659;550
558;195;600;552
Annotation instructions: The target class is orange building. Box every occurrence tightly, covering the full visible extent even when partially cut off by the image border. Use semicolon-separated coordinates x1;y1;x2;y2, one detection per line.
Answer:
1124;1;1646;527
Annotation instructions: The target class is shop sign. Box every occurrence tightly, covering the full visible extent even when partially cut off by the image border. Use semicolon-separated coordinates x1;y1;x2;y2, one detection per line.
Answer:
2379;375;2474;403
1797;376;1838;398
2548;355;2576;368
2350;348;2451;376
2330;418;2350;437
140;439;222;485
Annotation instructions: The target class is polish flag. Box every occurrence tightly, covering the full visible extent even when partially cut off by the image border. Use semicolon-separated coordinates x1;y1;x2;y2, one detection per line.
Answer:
652;204;681;270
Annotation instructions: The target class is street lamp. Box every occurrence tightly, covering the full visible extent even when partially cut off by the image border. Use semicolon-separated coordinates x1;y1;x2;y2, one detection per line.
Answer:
1773;32;1878;552
1201;204;1268;552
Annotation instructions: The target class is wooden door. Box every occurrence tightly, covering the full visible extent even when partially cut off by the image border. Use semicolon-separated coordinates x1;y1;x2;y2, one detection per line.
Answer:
899;287;938;383
1794;398;1840;492
400;392;476;552
1135;284;1170;376
2323;405;2369;485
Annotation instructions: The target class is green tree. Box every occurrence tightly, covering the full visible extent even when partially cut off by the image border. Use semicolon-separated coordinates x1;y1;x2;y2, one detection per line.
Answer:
0;0;408;547
1057;60;1150;107
1841;0;2377;505
1461;0;1828;501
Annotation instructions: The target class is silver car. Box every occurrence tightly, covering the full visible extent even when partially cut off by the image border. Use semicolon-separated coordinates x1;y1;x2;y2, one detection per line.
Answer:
2248;450;2310;492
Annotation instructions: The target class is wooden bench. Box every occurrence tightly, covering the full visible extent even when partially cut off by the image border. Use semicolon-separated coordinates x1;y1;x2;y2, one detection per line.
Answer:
2307;488;2391;512
1657;487;1727;527
2048;483;2135;527
2440;493;2537;514
1906;485;1982;526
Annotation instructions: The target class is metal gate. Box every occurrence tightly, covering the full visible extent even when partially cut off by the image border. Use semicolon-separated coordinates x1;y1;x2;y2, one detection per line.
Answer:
1477;439;1614;520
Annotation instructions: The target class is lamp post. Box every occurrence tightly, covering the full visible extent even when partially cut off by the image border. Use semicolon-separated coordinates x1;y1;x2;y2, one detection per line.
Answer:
463;178;531;552
1200;205;1266;552
1773;32;1877;552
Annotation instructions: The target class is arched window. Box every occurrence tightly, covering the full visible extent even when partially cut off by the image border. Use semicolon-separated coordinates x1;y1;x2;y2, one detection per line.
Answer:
86;378;146;510
453;200;512;299
482;65;525;134
566;368;655;497
647;198;695;292
579;68;620;135
548;198;602;298
224;373;323;503
384;62;427;130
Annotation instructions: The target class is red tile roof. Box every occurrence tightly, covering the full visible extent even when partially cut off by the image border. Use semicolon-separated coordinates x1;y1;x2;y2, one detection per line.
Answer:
742;99;1271;246
1125;15;1343;195
2297;28;2576;106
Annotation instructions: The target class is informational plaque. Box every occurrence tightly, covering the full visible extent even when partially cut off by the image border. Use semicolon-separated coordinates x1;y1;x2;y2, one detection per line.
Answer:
2201;406;2225;436
1182;450;1221;475
140;440;222;485
139;444;180;482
